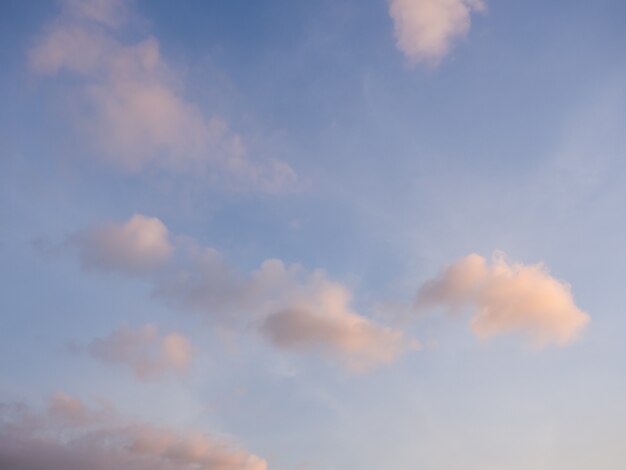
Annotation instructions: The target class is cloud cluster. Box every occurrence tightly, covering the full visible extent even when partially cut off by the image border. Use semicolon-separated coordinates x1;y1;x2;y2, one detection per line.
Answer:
84;324;193;380
68;216;589;357
388;0;485;66
0;393;267;470
29;0;296;191
68;215;413;371
416;252;590;346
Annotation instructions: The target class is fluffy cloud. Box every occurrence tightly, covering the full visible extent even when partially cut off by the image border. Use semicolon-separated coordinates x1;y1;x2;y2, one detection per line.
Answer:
85;324;193;380
71;214;173;275
388;0;485;66
0;394;267;470
416;252;590;346
29;0;296;191
68;215;413;371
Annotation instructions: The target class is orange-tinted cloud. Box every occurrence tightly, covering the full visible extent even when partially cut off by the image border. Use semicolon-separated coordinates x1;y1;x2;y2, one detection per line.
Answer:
416;252;590;346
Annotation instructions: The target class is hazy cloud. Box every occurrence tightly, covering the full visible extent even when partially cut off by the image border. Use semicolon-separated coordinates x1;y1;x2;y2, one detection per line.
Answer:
388;0;485;66
29;0;296;191
85;324;193;380
416;252;590;346
0;394;267;470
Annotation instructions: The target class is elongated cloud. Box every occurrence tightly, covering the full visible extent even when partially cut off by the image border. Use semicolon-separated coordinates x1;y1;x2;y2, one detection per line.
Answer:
416;252;590;346
29;0;296;191
67;215;414;371
0;394;267;470
388;0;485;66
262;309;409;372
85;324;193;380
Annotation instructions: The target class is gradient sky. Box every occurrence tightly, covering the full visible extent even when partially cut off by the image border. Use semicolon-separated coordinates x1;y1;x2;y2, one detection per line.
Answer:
1;0;626;469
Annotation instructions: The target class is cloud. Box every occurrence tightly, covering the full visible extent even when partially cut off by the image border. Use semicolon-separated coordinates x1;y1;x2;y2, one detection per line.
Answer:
68;215;413;371
416;252;590;346
28;0;296;192
262;309;411;372
0;394;267;470
85;324;193;380
70;214;173;275
155;255;416;371
388;0;485;66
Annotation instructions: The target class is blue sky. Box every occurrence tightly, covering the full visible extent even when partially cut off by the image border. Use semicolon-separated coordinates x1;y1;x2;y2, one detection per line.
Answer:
1;0;626;469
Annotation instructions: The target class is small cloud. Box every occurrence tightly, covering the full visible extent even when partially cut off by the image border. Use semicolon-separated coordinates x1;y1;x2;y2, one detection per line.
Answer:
70;214;173;275
416;252;590;346
85;324;193;380
388;0;485;66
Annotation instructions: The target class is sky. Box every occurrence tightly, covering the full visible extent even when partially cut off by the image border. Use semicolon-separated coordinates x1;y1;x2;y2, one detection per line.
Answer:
1;0;626;468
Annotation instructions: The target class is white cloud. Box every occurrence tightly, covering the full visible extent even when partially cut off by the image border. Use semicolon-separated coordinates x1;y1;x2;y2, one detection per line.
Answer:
416;252;590;346
69;215;414;371
0;393;267;470
86;324;193;380
29;0;296;192
388;0;485;66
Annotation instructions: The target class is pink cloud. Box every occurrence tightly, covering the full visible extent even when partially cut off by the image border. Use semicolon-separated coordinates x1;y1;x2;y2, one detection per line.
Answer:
416;252;590;346
86;325;193;380
262;308;413;372
0;394;267;470
388;0;485;66
68;215;414;371
71;214;173;275
28;0;297;192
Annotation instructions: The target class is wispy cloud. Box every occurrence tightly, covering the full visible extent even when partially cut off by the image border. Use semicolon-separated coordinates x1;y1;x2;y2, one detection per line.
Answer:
67;215;414;371
416;252;590;346
388;0;485;66
0;393;267;470
29;0;296;192
76;324;194;380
